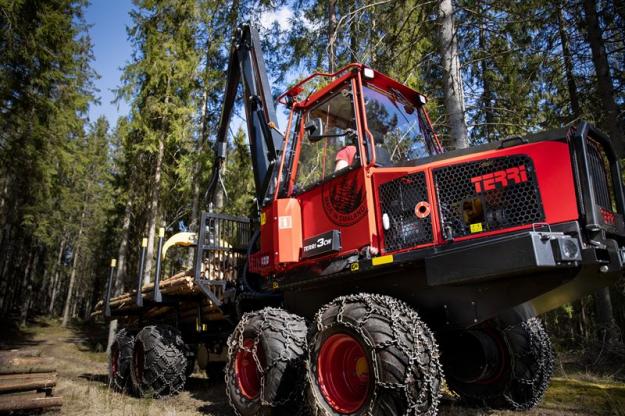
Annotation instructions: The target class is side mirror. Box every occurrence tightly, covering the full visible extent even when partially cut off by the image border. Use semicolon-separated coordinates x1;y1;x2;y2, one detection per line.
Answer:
305;118;324;142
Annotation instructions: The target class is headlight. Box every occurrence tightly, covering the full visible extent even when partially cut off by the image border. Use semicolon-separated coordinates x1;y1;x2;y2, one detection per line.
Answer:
552;236;582;262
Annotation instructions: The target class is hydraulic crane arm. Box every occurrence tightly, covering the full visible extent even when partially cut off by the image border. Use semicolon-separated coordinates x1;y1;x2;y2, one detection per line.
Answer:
206;23;283;208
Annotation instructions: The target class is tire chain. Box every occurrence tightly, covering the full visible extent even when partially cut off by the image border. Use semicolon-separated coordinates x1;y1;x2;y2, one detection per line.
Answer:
109;328;134;392
308;293;444;416
226;307;309;415
449;317;554;410
501;317;554;410
133;325;188;398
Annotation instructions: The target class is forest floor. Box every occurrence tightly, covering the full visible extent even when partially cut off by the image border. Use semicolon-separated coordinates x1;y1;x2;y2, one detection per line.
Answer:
1;317;624;416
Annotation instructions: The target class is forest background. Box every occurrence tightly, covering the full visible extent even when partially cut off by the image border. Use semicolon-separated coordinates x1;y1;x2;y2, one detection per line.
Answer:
0;0;624;359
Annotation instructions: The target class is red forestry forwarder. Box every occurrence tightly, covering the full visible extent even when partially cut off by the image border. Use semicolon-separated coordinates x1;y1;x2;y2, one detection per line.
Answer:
99;23;625;415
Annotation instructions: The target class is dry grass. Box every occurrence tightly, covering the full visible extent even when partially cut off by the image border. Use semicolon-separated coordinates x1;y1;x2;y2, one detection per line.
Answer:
4;318;624;416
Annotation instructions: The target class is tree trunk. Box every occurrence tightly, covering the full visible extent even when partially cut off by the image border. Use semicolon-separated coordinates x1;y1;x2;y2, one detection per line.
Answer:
0;178;7;221
438;0;469;149
578;298;587;341
582;0;624;149
478;0;494;142
0;224;13;312
114;199;132;295
48;269;62;315
593;287;621;346
106;198;133;354
143;137;164;286
71;294;78;318
190;87;209;233
211;0;240;213
19;249;36;326
61;241;80;327
62;207;86;327
349;1;359;62
82;296;91;321
558;2;581;120
47;237;66;314
327;0;337;72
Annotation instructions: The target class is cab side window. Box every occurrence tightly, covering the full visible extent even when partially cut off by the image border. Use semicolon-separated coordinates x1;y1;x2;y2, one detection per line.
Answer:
363;85;431;164
295;87;358;191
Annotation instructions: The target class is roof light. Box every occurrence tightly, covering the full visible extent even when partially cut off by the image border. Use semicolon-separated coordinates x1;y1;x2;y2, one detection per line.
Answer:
418;94;427;105
363;68;375;79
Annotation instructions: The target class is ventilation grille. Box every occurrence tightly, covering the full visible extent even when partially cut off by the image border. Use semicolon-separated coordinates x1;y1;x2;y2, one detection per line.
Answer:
433;155;544;238
587;138;613;210
379;172;433;251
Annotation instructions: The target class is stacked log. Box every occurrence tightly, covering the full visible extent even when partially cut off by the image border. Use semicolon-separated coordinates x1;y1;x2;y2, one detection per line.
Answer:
0;351;62;412
94;264;234;309
92;271;197;315
93;258;238;326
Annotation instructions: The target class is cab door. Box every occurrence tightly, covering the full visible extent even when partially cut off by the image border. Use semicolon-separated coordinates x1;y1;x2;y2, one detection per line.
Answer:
289;80;376;260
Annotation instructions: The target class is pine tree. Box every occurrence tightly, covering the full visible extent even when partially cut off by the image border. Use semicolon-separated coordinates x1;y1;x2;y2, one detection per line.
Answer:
118;0;201;285
0;0;97;319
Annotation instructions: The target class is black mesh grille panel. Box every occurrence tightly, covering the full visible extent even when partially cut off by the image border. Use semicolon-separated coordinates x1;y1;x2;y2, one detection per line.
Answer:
433;155;544;238
587;138;613;209
379;172;433;251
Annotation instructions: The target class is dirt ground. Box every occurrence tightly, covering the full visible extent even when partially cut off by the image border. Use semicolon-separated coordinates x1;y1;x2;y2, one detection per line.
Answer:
2;318;625;416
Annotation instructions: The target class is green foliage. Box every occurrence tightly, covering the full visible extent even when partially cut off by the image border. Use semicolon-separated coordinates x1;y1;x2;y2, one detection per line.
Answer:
223;128;255;216
0;0;105;317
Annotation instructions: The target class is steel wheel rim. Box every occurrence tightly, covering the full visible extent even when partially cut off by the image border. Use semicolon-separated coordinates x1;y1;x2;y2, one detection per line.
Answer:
317;333;371;414
235;338;263;400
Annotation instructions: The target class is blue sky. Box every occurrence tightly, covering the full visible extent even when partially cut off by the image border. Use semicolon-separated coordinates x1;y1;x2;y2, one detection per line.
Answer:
83;2;296;132
85;0;133;126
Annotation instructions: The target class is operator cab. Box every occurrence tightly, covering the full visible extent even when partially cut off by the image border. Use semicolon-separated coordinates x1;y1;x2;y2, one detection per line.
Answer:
251;64;442;276
278;66;442;197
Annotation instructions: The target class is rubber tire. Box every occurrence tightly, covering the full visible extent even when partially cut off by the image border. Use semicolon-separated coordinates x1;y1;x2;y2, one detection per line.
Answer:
446;318;554;410
225;307;308;416
131;325;188;398
306;293;443;416
109;328;134;392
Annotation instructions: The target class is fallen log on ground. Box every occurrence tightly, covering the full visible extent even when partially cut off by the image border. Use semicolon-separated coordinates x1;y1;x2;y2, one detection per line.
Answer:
0;392;62;412
0;356;56;375
0;372;56;394
0;350;62;412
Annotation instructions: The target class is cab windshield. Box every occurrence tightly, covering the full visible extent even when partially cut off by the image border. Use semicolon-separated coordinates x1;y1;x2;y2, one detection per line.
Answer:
363;85;433;164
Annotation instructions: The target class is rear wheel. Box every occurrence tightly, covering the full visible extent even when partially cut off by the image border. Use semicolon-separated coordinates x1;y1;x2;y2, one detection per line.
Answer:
306;293;443;416
109;328;134;392
130;325;188;398
443;318;554;410
225;307;308;416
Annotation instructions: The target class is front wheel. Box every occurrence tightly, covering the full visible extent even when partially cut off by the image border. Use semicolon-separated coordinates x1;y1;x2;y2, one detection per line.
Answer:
443;317;554;410
306;293;443;416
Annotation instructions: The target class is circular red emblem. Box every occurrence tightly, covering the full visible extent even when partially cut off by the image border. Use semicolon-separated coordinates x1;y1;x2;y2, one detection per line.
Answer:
322;174;367;226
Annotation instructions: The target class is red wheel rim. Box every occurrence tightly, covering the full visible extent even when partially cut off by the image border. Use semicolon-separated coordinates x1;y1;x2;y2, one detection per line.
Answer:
235;338;264;400
317;333;370;414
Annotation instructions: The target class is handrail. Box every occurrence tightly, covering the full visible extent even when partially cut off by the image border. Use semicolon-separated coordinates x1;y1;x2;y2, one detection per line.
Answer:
277;63;364;105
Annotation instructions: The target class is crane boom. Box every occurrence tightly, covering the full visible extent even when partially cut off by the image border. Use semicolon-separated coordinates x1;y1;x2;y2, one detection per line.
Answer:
207;23;282;208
